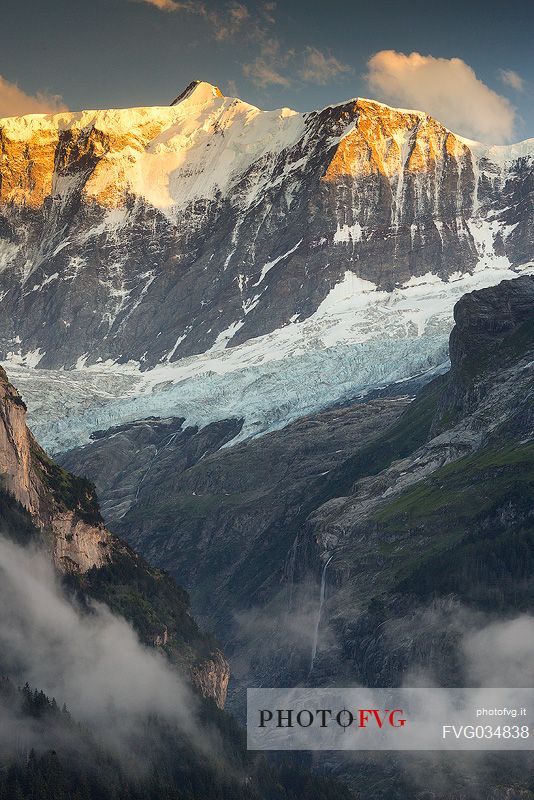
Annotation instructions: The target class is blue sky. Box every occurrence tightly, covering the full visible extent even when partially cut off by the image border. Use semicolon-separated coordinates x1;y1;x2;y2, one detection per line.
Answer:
1;0;533;142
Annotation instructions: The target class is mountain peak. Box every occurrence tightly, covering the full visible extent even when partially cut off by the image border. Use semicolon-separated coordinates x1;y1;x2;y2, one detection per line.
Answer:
170;80;224;107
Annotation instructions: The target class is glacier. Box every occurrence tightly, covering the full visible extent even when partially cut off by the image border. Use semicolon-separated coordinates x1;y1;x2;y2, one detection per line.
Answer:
5;262;533;454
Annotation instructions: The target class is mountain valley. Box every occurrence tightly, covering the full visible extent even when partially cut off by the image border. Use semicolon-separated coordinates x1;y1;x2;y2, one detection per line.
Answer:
0;78;533;800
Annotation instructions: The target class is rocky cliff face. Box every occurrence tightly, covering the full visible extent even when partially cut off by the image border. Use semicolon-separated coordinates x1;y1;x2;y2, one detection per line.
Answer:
0;364;111;572
432;276;534;433
0;364;229;708
0;81;531;370
190;649;230;711
0;368;35;509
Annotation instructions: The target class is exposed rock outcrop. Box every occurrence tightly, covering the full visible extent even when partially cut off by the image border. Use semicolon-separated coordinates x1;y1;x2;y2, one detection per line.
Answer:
0;365;110;572
190;650;230;711
432;275;534;431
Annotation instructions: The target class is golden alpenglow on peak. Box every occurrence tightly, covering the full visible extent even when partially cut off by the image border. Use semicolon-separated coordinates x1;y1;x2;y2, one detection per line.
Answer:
322;98;470;183
170;80;224;106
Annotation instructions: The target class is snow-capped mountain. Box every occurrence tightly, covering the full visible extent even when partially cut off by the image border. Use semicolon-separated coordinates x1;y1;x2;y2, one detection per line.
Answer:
0;80;532;450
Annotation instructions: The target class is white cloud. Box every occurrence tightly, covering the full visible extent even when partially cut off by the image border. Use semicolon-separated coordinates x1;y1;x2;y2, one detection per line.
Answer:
0;75;67;118
463;615;534;687
0;536;210;762
498;68;525;92
242;60;291;87
242;38;292;87
135;0;249;40
211;1;249;40
366;50;516;144
243;42;351;89
298;47;352;85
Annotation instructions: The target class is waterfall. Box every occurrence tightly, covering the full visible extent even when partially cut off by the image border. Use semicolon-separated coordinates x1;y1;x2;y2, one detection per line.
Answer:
309;555;333;675
284;534;300;609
